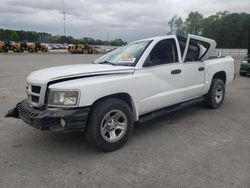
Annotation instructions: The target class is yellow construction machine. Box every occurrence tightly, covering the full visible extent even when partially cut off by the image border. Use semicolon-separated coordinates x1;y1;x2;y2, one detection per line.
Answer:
10;42;24;52
26;42;48;52
36;42;48;52
26;43;38;52
69;44;98;54
69;44;86;54
0;41;11;52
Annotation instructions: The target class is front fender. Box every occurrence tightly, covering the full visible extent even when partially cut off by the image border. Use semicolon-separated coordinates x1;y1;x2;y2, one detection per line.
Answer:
49;74;140;121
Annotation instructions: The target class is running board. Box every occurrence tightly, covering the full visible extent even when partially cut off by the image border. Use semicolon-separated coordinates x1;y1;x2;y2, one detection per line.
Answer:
138;97;205;123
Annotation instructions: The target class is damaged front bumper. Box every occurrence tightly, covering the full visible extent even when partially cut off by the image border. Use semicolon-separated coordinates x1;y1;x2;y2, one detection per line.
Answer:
5;100;89;132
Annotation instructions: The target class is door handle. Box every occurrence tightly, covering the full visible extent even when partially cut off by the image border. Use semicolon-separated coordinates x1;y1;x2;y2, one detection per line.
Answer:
171;69;182;74
198;67;205;71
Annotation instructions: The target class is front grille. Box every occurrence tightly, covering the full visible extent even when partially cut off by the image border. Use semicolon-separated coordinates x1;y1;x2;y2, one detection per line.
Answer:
28;84;41;104
31;85;41;94
27;83;45;107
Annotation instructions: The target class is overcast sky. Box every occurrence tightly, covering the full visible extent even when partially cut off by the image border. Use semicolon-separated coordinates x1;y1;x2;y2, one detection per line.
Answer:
0;0;249;41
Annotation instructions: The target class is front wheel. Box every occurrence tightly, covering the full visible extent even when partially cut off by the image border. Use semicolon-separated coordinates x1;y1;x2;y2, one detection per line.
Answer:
84;98;134;152
204;78;225;109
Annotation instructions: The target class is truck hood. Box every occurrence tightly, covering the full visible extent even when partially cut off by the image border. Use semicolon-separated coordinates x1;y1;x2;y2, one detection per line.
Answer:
27;64;135;84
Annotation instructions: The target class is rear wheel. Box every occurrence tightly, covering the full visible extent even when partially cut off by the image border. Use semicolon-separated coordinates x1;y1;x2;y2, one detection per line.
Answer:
204;78;225;109
85;98;134;152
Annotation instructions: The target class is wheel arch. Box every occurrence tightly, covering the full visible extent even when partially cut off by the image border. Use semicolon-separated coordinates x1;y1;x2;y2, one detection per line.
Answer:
212;71;226;83
91;92;138;122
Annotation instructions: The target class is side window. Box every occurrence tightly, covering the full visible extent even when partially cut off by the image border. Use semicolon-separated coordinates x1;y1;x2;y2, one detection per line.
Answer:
185;39;200;62
144;39;178;67
184;39;210;62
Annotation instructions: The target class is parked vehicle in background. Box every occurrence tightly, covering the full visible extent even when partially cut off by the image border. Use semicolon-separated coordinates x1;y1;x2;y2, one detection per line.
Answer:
37;42;49;52
6;34;235;151
25;42;37;52
26;42;48;52
62;44;69;50
69;44;98;54
0;41;48;53
50;44;60;50
20;42;28;52
69;44;87;54
10;42;24;52
0;41;11;52
240;54;250;76
67;44;74;52
89;45;99;54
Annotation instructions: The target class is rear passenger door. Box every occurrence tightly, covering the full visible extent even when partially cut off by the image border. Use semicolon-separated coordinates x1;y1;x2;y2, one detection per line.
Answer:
180;35;216;101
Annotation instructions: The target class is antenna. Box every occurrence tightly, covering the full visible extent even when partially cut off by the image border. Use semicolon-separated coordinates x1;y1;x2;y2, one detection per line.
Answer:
63;0;66;36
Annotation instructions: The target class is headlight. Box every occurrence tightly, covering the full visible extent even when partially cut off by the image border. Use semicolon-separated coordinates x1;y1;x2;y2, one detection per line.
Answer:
241;60;248;64
48;90;79;106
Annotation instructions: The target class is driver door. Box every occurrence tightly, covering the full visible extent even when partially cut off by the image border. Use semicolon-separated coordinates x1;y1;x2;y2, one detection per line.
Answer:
137;38;184;115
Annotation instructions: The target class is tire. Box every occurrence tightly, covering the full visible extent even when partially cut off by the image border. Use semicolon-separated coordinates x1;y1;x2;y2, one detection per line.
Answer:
204;78;225;109
84;98;134;152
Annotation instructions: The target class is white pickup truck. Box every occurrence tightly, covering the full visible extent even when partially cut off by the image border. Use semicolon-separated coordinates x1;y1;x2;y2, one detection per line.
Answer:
6;34;235;151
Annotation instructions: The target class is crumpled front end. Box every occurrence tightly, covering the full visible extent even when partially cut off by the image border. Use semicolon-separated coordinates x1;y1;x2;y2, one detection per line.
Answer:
5;100;89;132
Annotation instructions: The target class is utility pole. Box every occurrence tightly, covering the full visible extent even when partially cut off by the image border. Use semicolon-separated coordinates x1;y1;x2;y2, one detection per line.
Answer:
63;0;66;36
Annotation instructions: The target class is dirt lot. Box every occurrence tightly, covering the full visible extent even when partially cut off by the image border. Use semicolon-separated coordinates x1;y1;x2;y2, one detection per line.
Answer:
0;53;249;188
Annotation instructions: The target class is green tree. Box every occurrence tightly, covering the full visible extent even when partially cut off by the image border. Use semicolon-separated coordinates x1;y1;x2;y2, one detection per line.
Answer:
168;15;177;34
185;11;203;35
174;17;185;36
201;12;250;48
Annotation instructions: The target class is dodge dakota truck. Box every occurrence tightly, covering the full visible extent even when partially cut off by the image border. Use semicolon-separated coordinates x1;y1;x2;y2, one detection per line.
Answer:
6;34;235;151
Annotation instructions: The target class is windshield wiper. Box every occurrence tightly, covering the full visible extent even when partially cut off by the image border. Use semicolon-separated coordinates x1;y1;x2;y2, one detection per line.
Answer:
98;61;115;65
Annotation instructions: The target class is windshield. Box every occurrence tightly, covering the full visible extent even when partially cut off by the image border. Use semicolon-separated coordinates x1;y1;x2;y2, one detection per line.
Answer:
93;40;151;66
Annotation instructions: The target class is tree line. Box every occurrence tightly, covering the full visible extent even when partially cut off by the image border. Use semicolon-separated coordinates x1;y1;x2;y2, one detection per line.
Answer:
0;29;127;46
1;11;249;49
168;11;250;51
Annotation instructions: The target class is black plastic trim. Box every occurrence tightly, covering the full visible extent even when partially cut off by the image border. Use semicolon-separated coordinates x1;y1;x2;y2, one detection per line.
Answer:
138;97;205;123
14;100;90;132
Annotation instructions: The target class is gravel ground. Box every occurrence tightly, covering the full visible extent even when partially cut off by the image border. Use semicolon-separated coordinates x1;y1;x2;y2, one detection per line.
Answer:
0;53;249;188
